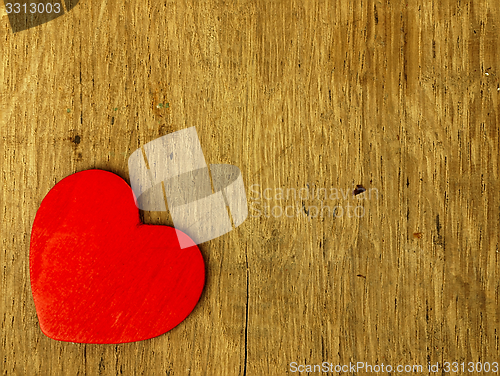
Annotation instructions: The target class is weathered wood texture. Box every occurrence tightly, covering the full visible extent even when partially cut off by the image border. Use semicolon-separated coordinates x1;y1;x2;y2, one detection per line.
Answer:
1;0;500;374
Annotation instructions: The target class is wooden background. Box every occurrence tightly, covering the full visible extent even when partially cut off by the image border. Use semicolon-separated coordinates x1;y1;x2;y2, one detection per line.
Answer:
1;0;500;374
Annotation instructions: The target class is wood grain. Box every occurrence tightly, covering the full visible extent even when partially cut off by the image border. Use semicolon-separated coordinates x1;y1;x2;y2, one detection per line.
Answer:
1;0;500;374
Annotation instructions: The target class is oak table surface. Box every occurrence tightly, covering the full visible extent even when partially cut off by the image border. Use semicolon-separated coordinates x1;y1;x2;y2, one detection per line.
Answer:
1;0;500;375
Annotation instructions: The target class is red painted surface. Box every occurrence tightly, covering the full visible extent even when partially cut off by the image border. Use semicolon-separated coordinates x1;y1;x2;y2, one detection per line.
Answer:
30;170;205;344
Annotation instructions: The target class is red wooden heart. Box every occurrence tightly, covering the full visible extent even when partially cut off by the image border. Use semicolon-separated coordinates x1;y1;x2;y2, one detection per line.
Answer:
30;169;205;344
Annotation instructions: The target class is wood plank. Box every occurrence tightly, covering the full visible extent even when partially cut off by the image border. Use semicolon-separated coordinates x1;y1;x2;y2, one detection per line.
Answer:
1;0;499;374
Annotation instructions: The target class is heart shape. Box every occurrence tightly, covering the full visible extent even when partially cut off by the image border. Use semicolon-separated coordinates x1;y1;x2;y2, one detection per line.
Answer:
30;170;205;344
